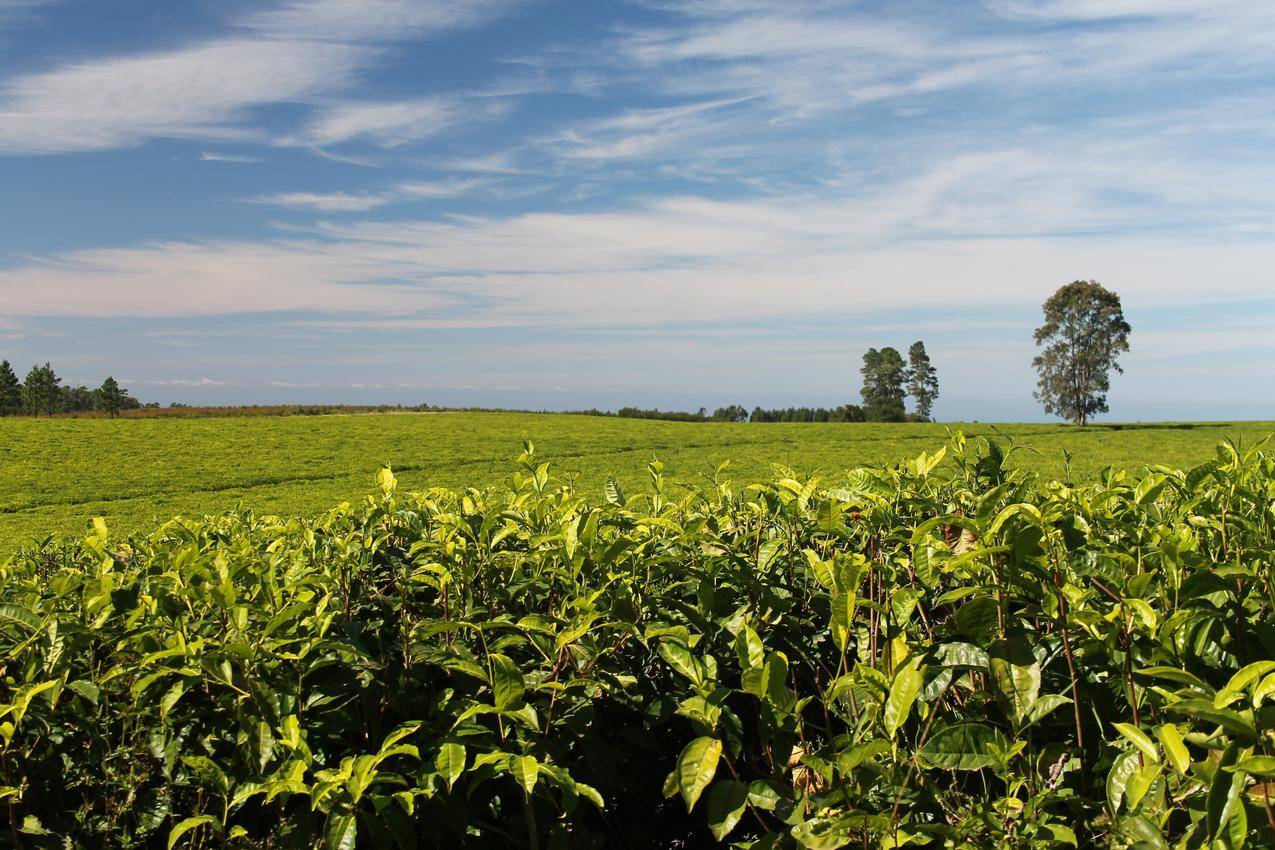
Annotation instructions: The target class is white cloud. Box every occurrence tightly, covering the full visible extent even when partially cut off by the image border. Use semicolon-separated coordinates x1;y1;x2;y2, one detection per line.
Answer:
201;150;264;163
129;377;231;386
983;0;1249;21
604;0;1275;124
0;39;367;154
244;191;392;212
396;177;488;198
242;177;490;212
243;0;521;42
0;0;525;155
5;182;1275;326
291;97;464;148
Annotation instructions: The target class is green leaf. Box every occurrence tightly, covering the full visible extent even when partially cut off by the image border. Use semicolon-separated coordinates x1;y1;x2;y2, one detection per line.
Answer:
734;625;765;670
181;755;229;794
159;682;185;722
167;815;216;850
67;680;101;705
1232;755;1275;778
489;653;525;711
1206;742;1244;843
1166;700;1258;742
1125;764;1161;811
919;723;1005;771
954;597;1000;641
1135;666;1214;694
676;736;722;812
0;603;39;632
1024;693;1071;726
436;743;466;791
604;478;626;506
1107;749;1140;815
1154;724;1190;775
19;815;50;835
932;642;989;671
830;589;853;652
324;812;358;850
883;658;923;739
659;640;705;686
512;754;538;796
1113;723;1159;764
1216;661;1275;708
989;637;1040;726
705;780;749;841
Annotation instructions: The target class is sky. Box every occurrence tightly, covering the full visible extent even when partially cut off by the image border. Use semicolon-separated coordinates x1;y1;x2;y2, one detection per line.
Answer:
1;0;1273;421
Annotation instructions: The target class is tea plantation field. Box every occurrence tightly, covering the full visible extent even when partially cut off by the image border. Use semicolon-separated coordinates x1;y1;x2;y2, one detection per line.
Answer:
5;429;1274;847
0;412;1270;547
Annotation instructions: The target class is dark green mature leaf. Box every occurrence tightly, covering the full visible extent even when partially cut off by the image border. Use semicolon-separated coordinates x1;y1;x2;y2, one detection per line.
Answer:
324;813;358;850
919;723;1006;771
705;780;749;841
0;603;39;631
1167;701;1258;742
489;653;525;710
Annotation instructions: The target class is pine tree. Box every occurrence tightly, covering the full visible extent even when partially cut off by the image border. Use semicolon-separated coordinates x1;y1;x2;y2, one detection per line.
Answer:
22;362;62;416
860;347;907;422
99;376;124;418
906;341;939;421
0;360;21;416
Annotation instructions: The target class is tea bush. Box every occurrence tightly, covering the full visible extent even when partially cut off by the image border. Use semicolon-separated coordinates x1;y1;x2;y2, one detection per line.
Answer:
2;434;1273;848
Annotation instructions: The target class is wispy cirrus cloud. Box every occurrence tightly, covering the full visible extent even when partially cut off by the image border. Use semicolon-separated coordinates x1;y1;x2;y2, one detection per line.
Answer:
243;191;393;212
0;39;366;154
200;150;264;163
0;0;526;155
242;177;491;211
288;96;477;148
242;0;523;42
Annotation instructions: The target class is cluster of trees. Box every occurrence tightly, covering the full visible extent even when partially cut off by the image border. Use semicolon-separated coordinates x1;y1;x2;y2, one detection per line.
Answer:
858;340;939;422
0;361;141;417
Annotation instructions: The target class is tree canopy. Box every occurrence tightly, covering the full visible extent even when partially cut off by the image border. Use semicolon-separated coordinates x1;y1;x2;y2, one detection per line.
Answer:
22;362;62;417
905;341;939;421
1032;280;1131;426
99;376;125;417
0;360;21;416
860;347;908;422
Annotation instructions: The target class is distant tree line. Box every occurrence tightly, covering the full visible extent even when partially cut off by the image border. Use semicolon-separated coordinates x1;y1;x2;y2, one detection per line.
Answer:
578;405;870;423
0;360;144;417
575;341;942;424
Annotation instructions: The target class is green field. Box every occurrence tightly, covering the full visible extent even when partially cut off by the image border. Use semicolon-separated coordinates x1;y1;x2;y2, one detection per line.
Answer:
2;412;1271;546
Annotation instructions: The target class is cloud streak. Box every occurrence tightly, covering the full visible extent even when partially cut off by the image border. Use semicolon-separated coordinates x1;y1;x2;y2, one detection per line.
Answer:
0;0;525;154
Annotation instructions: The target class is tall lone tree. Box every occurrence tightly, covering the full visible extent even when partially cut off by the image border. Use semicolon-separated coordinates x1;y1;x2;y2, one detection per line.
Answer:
1032;280;1131;427
0;360;21;416
22;362;62;417
99;376;125;418
905;341;939;421
860;346;908;422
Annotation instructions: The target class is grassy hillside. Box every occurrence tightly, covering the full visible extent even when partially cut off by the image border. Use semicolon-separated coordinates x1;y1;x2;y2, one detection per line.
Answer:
1;412;1270;546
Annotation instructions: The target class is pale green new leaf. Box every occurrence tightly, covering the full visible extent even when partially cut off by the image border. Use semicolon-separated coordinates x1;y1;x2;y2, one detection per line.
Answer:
676;737;722;811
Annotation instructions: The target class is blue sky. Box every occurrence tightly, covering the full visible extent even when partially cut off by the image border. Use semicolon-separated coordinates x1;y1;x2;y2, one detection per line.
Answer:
1;0;1273;420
